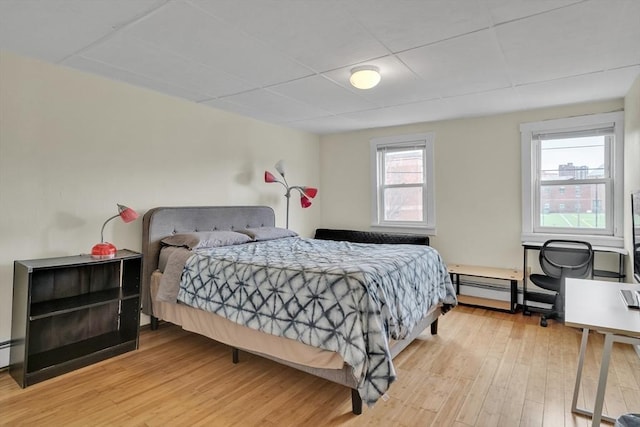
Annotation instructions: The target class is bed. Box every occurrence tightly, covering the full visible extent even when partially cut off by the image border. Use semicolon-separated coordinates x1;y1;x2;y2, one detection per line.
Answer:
141;206;456;414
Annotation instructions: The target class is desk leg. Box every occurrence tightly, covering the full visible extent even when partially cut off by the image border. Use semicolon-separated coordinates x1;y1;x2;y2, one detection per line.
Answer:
571;328;589;415
510;279;517;313
522;248;528;314
572;329;617;425
592;333;615;427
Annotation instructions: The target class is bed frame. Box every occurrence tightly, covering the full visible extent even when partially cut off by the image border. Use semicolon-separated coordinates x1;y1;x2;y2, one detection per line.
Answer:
141;205;442;414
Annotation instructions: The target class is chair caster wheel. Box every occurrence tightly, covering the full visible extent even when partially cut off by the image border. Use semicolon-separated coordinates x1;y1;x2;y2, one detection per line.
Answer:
540;318;548;327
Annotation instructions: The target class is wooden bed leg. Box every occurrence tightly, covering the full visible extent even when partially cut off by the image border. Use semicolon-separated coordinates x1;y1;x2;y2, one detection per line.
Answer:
430;318;438;335
150;315;158;331
232;348;239;364
351;389;362;415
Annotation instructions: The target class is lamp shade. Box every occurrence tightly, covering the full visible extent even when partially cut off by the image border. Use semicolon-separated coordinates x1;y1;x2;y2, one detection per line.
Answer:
300;195;312;208
275;160;286;177
91;203;138;259
303;187;318;198
264;171;278;183
117;203;138;223
350;66;381;90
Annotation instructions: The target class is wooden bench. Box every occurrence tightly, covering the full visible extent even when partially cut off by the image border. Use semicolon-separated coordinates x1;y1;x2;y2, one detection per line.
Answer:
448;264;523;313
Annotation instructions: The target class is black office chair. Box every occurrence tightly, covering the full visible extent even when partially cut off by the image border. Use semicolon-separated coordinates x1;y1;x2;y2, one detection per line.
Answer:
529;240;594;327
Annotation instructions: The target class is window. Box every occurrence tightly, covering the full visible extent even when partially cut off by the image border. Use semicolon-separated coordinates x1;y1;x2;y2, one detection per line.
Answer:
370;132;435;233
521;112;624;247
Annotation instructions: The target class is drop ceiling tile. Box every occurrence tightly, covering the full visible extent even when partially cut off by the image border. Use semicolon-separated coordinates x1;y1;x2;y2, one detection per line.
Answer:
341;99;452;130
286;115;365;135
78;33;253;98
63;55;207;101
484;0;582;25
210;89;332;122
202;98;284;124
346;0;492;52
398;29;513;98
269;75;377;115
515;65;640;109
190;0;390;72
0;0;165;62
440;87;525;118
124;0;313;86
598;1;640;69
496;1;640;85
342;86;527;129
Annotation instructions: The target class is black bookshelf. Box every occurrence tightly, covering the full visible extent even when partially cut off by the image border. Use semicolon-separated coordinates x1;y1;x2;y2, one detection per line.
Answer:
10;250;142;387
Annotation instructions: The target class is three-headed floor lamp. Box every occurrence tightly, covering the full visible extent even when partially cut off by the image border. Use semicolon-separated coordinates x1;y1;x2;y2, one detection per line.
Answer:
264;160;317;229
91;203;139;259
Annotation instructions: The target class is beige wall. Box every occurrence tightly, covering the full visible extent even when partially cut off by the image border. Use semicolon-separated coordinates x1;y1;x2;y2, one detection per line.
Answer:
319;100;625;271
0;51;320;364
624;74;640;281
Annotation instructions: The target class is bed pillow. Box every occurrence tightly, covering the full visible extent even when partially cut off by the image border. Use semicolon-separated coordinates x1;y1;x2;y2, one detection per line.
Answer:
237;227;298;241
161;230;251;249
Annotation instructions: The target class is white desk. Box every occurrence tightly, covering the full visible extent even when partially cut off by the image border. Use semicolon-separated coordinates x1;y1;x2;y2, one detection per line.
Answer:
565;278;640;426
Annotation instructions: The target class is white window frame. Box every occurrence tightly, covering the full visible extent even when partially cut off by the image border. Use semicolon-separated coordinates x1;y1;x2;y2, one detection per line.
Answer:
370;132;436;234
520;111;624;247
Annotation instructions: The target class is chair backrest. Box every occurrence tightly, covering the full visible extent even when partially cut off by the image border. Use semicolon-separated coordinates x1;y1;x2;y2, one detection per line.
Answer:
539;239;594;279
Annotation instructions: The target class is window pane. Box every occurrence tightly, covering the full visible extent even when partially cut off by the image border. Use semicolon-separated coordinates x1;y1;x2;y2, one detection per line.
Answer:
383;187;423;221
540;136;606;181
539;183;607;229
384;149;423;185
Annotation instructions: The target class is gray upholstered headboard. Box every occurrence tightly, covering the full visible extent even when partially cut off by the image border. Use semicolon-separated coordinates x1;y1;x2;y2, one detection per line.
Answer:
141;205;275;315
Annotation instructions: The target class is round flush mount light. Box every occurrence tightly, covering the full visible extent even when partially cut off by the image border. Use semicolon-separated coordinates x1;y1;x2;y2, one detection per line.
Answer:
349;65;381;90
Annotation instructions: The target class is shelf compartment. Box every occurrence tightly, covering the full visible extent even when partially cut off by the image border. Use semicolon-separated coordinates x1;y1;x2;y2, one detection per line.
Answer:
30;288;128;320
29;287;139;320
27;330;137;373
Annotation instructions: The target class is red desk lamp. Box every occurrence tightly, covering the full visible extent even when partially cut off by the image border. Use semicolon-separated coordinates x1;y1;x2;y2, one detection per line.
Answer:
91;204;138;259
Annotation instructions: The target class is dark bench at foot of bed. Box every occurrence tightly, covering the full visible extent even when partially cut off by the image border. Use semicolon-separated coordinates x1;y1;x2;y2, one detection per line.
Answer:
314;228;429;246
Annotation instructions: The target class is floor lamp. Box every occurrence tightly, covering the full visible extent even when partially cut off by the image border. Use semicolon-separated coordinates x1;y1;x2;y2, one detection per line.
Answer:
264;160;317;229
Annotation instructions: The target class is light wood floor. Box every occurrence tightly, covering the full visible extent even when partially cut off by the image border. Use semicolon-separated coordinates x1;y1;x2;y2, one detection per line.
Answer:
1;306;639;426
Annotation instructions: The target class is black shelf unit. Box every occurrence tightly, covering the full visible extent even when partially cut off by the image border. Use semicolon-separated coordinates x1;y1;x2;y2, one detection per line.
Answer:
10;250;142;388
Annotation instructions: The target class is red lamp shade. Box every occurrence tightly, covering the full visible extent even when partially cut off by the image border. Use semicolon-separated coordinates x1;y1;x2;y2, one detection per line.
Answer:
91;203;138;259
300;195;312;208
117;203;138;223
264;171;277;183
303;187;318;198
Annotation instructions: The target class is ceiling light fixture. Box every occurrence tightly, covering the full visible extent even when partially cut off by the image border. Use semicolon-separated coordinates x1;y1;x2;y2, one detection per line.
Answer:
349;65;381;90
